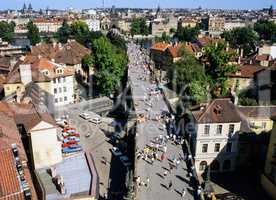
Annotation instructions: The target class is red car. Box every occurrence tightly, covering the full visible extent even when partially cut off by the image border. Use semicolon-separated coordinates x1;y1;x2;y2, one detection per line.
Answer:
63;127;76;133
63;133;80;138
62;140;78;147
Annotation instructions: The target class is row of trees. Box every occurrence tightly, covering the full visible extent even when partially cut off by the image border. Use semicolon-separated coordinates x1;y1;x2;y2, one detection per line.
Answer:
82;33;128;96
167;42;237;104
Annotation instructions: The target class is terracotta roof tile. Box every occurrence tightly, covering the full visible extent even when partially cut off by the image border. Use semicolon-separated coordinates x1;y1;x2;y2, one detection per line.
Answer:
150;42;170;51
228;64;265;78
192;98;242;123
0;148;24;200
256;54;271;61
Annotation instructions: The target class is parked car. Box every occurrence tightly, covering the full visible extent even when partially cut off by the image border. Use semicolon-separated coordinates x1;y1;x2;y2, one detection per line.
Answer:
63;127;76;133
62;145;82;154
63;136;80;143
56;119;67;128
89;117;102;124
120;155;132;167
62;140;78;147
79;113;91;120
63;133;80;138
110;147;122;156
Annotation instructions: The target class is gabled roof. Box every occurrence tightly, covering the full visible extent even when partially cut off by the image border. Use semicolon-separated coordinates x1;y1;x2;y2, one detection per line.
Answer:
167;43;183;58
150;42;170;51
238;106;276;119
192;98;242;124
227;64;265;78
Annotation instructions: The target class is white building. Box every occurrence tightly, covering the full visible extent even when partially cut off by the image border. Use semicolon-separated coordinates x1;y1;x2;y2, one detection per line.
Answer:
84;19;100;31
224;19;246;31
33;19;63;33
191;99;242;174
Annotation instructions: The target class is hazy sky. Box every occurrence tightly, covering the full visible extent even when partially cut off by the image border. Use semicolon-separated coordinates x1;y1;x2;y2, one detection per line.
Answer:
0;0;275;10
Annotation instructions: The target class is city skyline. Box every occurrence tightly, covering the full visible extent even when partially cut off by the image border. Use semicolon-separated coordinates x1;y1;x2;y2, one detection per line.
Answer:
0;0;275;10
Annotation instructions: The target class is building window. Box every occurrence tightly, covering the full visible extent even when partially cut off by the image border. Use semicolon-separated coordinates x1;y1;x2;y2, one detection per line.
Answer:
262;122;267;129
59;88;62;93
63;87;67;92
216;125;222;135
199;161;207;171
214;143;220;152
204;125;210;135
228;124;235;137
59;97;62;102
210;160;220;171
55;98;58;103
226;142;232;153
63;77;66;82
202;144;208;153
54;88;57;94
58;78;61;83
64;96;67;101
53;79;56;84
223;160;231;170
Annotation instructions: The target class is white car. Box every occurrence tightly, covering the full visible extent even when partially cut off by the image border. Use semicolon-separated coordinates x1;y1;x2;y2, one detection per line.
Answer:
79;113;91;120
110;147;122;156
120;156;132;167
55;118;67;128
89;117;102;124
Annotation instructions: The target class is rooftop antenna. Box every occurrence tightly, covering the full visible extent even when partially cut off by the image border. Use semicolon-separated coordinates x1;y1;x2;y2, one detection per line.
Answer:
102;0;105;9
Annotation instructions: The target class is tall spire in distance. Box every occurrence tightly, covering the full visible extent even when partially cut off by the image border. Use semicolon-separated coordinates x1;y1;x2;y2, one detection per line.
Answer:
22;3;27;13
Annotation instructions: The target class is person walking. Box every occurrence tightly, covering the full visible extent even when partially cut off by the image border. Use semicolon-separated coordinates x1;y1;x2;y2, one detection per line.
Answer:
168;180;173;191
146;177;150;187
163;170;168;177
181;189;186;198
160;152;165;161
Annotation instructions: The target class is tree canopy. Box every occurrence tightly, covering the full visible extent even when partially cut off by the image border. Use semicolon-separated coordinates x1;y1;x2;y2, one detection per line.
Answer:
155;32;171;43
70;20;90;45
204;43;237;96
0;21;15;43
91;37;127;96
174;26;199;42
168;48;208;104
26;21;41;45
254;20;276;42
56;20;71;43
130;18;150;36
222;27;258;56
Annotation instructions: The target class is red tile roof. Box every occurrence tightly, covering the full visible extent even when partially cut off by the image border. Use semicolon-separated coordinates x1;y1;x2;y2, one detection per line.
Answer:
167;43;183;58
150;42;170;51
256;54;271;62
31;40;91;65
192;98;242;123
0;148;25;200
228;65;265;78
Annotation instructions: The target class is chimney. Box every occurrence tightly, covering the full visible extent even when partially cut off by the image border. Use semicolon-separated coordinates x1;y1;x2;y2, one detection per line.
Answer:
49;167;57;177
58;43;62;49
51;58;55;63
19;64;32;85
240;48;244;58
52;42;57;48
226;42;229;52
38;54;42;59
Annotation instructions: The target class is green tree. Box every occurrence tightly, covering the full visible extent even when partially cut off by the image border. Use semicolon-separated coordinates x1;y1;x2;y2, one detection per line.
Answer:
91;37;127;96
155;32;171;43
0;21;15;42
130;18;149;36
254;20;276;42
82;54;94;74
222;27;258;56
106;31;126;51
175;26;199;42
168;49;208;104
26;21;41;45
70;20;90;45
56;20;71;43
204;43;237;96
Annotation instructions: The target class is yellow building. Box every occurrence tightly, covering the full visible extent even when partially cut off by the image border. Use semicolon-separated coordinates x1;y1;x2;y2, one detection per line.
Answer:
261;115;276;200
238;106;276;134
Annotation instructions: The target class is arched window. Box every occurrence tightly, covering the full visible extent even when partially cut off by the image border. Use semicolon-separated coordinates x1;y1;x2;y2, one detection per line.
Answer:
223;160;231;170
199;161;207;171
210;160;220;171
